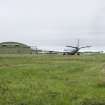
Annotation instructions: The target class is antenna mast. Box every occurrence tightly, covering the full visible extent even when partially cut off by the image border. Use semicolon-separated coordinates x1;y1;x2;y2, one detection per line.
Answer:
77;39;80;48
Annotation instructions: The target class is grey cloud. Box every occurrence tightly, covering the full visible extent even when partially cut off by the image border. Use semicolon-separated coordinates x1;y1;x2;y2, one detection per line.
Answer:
0;0;105;48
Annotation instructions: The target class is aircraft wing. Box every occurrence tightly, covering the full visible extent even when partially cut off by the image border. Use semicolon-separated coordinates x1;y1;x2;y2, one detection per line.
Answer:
66;46;77;48
80;46;91;49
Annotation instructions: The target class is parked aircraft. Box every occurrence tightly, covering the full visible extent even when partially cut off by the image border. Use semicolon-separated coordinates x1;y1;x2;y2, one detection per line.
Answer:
63;40;91;55
30;40;91;55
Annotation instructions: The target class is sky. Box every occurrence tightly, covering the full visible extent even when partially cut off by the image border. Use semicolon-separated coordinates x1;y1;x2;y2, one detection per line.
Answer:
1;0;105;50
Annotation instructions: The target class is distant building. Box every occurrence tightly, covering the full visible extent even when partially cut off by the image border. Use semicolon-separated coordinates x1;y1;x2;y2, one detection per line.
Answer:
0;42;32;54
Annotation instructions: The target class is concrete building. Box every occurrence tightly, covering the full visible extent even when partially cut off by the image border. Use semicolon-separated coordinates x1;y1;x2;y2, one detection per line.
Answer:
0;42;32;54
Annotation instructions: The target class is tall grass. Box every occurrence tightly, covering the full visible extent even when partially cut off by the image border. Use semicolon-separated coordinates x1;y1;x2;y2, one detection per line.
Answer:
0;54;104;105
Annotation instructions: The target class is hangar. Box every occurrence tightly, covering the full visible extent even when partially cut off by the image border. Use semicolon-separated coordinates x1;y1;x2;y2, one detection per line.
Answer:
0;42;32;54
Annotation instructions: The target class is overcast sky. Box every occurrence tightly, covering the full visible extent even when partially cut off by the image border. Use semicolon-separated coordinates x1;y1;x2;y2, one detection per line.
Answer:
1;0;105;49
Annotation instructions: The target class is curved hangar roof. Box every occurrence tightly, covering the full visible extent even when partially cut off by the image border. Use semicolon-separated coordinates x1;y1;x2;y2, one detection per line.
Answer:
0;42;30;48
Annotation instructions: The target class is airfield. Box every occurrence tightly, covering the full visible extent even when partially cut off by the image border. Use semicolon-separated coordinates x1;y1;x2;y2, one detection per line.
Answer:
0;54;105;105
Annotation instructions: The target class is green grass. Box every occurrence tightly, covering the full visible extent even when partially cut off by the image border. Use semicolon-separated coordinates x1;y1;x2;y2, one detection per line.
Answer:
0;54;105;105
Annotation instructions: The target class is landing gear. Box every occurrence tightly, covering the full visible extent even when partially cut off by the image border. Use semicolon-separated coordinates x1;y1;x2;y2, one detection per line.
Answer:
77;52;80;55
63;52;80;55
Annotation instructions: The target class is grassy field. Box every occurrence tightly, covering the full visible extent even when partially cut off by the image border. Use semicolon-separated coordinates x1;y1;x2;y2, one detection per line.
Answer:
0;54;105;105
